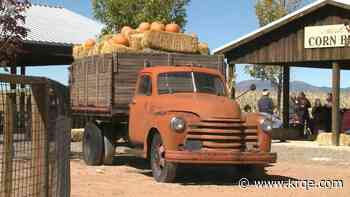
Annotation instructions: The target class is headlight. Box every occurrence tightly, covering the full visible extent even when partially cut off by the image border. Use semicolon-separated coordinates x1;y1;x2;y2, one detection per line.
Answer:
170;117;186;132
260;117;273;132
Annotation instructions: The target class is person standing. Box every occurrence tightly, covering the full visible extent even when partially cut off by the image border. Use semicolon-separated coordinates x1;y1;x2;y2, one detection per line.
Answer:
324;93;332;132
311;98;325;134
295;92;311;136
258;89;274;115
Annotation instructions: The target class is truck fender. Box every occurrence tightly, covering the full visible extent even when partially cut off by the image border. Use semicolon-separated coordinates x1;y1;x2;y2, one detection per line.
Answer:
243;112;272;152
142;127;161;159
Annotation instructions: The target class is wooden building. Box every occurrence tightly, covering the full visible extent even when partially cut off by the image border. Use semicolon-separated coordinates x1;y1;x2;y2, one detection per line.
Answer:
214;0;350;145
7;4;103;68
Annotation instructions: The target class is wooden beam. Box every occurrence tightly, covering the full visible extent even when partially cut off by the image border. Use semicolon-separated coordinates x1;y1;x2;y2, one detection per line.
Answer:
31;84;50;197
282;65;290;128
1;93;16;197
20;66;26;137
332;62;340;146
227;63;236;99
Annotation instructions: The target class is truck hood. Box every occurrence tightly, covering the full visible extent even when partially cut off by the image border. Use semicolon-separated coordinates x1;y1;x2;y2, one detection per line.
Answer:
154;93;241;119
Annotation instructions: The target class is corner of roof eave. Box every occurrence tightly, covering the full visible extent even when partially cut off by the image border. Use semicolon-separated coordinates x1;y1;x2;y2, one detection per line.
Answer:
212;0;347;56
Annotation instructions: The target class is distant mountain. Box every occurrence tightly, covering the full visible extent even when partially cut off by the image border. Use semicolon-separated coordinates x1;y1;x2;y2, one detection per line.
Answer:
235;80;350;93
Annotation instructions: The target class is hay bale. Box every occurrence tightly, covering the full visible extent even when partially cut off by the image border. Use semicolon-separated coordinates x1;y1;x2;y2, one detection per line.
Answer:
100;40;137;54
340;134;350;146
129;33;144;50
71;128;84;142
90;42;104;56
73;45;83;59
142;31;198;53
125;29;140;39
198;42;210;55
316;133;332;146
316;133;350;146
80;46;93;58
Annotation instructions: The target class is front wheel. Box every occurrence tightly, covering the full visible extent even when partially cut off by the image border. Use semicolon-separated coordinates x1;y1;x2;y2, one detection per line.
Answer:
150;133;177;183
83;122;104;166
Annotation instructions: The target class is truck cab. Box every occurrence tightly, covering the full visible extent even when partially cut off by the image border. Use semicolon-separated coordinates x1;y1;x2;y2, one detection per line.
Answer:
128;65;276;182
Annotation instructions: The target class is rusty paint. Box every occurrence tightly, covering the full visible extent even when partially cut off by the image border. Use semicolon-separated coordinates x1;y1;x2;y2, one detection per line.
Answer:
128;65;276;164
165;150;277;164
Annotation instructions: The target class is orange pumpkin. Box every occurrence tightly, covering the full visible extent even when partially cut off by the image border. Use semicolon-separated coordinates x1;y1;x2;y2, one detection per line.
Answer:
112;34;129;46
121;26;133;37
84;38;96;48
165;23;181;33
138;22;151;32
150;21;165;31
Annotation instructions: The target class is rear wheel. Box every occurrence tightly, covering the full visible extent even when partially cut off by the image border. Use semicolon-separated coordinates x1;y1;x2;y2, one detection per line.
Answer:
101;123;116;165
150;133;177;183
83;122;104;165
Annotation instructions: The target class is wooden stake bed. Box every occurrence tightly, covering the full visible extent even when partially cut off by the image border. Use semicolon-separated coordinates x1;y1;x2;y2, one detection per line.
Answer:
70;53;226;118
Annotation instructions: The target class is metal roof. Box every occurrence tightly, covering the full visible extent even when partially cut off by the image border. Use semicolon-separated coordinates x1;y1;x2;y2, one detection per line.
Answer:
24;4;103;46
213;0;350;54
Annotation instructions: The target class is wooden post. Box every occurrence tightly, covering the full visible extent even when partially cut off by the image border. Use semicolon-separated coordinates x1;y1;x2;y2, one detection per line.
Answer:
282;65;290;128
1;93;16;197
20;66;26;135
227;63;236;99
10;66;16;89
31;84;49;197
332;62;340;146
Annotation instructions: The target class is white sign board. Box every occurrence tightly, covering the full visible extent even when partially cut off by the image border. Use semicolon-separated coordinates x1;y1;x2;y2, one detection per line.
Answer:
304;24;350;48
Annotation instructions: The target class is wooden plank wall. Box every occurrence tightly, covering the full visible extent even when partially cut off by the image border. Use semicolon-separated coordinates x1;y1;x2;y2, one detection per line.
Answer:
228;5;350;65
70;55;113;110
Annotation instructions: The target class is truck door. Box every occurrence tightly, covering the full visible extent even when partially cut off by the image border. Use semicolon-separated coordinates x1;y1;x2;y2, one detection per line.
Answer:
129;74;153;144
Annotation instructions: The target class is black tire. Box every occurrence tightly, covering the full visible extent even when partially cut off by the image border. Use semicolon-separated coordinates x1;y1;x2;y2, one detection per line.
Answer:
150;133;177;183
83;122;104;166
103;130;115;165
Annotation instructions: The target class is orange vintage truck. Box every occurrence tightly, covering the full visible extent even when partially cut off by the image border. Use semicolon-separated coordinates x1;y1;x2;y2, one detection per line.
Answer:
70;53;276;182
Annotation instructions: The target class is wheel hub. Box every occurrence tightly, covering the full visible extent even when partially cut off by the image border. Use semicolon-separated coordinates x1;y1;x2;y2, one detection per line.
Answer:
156;144;166;168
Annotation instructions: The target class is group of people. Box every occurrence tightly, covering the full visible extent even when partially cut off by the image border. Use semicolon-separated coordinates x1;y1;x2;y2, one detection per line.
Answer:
257;89;333;136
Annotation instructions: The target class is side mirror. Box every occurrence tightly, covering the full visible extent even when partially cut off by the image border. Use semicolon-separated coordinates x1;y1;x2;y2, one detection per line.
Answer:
250;84;256;91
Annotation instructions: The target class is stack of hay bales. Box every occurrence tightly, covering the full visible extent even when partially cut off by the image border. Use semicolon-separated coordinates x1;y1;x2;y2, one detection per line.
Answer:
73;21;210;60
316;132;350;146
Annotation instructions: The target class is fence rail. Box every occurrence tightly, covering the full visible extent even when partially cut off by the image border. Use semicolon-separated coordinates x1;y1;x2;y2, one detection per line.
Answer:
0;74;70;197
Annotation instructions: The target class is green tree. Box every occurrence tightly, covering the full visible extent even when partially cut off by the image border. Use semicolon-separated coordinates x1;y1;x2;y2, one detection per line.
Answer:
0;0;30;68
92;0;190;35
245;0;303;114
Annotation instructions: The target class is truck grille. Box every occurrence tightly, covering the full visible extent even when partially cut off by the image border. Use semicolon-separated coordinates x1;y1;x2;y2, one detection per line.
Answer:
186;119;259;151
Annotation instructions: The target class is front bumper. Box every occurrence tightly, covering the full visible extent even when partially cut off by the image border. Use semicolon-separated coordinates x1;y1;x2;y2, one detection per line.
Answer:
165;150;277;164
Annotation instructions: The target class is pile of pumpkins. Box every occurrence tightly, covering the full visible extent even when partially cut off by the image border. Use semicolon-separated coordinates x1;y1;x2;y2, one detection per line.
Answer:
74;21;189;59
105;21;182;47
73;21;209;59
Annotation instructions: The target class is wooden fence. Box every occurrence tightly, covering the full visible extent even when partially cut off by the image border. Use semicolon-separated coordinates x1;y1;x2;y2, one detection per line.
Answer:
0;74;70;197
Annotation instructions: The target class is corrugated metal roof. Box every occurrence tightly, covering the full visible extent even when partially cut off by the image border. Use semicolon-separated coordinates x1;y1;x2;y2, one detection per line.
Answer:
24;4;103;46
213;0;350;54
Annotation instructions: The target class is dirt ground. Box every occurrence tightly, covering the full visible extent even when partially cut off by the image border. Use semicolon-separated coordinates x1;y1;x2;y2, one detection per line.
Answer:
71;146;350;197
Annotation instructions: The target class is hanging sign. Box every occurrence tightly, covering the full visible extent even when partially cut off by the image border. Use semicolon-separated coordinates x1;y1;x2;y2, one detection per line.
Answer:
304;24;350;48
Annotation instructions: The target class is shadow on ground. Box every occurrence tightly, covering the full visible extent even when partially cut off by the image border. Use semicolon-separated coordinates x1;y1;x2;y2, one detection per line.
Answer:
73;153;298;186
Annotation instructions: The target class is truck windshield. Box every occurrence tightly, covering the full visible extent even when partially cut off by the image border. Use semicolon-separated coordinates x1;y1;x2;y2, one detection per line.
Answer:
157;72;226;96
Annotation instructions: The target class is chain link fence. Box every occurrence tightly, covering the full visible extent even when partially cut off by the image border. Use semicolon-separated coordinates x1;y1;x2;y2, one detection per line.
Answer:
0;74;70;197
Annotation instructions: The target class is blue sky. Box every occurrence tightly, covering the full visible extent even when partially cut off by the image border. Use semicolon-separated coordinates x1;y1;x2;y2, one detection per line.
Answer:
29;0;350;88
